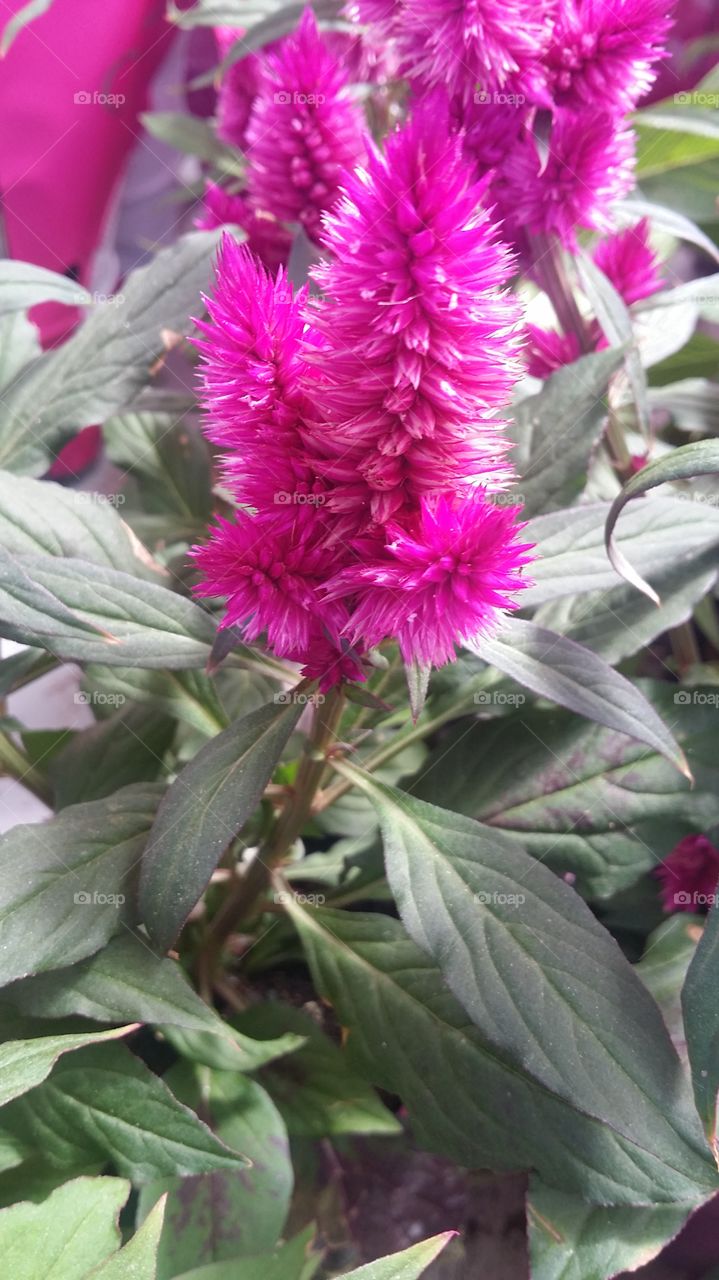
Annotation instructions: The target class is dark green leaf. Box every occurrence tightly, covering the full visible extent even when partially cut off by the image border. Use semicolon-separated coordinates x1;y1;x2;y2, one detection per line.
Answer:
2;1042;251;1181
103;411;213;523
49;705;174;808
470;617;689;776
683;902;719;1140
605;440;719;602
0;784;161;986
0;1175;128;1279
141;695;304;950
0;1024;133;1108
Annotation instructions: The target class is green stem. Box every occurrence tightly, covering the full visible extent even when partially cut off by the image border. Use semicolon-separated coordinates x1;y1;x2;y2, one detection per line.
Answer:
0;731;53;805
199;686;346;992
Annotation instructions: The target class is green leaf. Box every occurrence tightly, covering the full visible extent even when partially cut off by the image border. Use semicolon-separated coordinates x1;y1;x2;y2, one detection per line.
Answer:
683;902;719;1142
510;347;622;516
0;1175;128;1279
527;1179;692;1280
291;906;713;1204
330;768;715;1199
234;1004;401;1137
0;784;161;987
171;1225;319;1280
2;1042;251;1181
103;411;213;523
0;257;89;311
470;617;690;777
650;331;719;385
141;1065;292;1277
605;440;719;603
0;232;220;474
0;471;159;574
2;933;300;1070
637;914;703;1061
413;690;719;900
0;312;41;391
141;113;244;174
616;198;719;265
338;1235;455;1279
141;696;305;950
635;110;719;178
82;665;227;736
525;496;719;608
578;254;649;438
0;1024;133;1108
49;705;174;809
535;548;719;664
87;1196;166;1280
0;550;216;667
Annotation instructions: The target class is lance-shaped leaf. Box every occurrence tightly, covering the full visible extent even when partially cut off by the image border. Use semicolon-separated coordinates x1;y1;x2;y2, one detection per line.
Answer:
0;1024;134;1108
338;1235;455;1279
525;496;719;608
1;1042;251;1181
141;696;304;950
527;1179;694;1280
0;232;220;474
469;617;689;777
170;1225;319;1280
290;904;716;1205
0;258;89;313
683;901;719;1143
3;933;303;1071
0;550;216;668
0;783;161;987
330;765;715;1197
89;1197;166;1280
605;440;719;602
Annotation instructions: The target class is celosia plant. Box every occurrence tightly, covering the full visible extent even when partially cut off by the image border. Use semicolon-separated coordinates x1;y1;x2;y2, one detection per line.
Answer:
1;0;719;1276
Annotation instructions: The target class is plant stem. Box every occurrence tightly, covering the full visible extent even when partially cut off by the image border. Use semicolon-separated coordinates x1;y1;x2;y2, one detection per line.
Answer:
0;731;53;805
199;685;346;993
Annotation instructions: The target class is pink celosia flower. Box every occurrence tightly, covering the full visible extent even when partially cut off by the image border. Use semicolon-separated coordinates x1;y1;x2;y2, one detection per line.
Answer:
214;30;264;151
592;217;663;305
656;834;719;913
543;0;674;114
355;0;554;102
245;9;366;243
193;512;346;656
524;324;582;379
325;496;533;666
498;110;635;250
307;95;523;524
195;182;292;272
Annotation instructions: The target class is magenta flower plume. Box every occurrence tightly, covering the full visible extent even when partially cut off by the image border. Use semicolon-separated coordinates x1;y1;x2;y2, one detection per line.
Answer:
356;0;553;102
214;31;264;151
592;217;663;305
307;95;523;524
193;234;321;512
195;184;292;272
655;834;719;913
543;0;674;114
498;110;635;250
245;9;366;243
193;512;346;656
325;496;533;666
